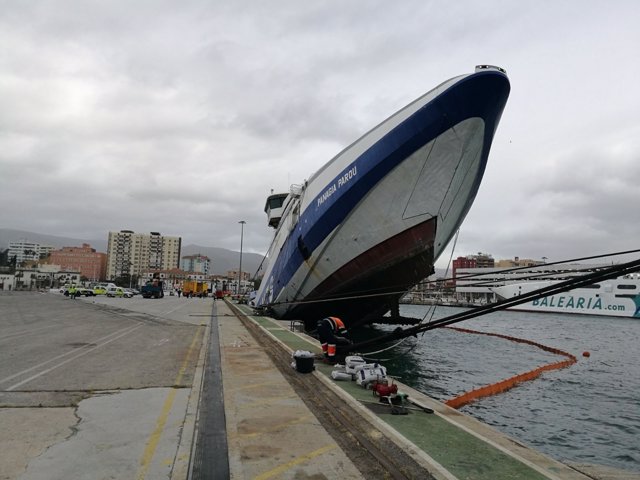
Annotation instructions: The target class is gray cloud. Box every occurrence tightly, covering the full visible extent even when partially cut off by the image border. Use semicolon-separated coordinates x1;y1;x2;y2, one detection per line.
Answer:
1;1;640;267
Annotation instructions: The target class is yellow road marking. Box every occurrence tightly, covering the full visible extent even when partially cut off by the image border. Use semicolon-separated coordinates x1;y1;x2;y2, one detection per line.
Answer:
239;395;297;408
253;444;337;480
135;326;203;480
227;380;274;392
231;415;313;439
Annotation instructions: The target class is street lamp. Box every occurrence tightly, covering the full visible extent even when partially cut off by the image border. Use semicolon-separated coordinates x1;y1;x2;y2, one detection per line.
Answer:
238;220;246;295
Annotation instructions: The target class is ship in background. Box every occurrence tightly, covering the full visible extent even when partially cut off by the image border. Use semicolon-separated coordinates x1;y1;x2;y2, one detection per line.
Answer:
252;65;511;330
491;276;640;318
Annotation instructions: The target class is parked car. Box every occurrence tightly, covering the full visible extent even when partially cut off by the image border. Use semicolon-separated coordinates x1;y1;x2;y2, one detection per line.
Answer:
60;284;75;295
93;286;108;295
77;287;95;297
106;286;133;298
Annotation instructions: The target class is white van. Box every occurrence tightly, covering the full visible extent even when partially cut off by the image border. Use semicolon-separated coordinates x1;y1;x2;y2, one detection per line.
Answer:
106;286;132;298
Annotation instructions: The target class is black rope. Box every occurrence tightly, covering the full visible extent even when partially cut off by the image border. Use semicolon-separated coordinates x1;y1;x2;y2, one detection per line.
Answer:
346;256;640;353
261;248;640;309
413;247;640;290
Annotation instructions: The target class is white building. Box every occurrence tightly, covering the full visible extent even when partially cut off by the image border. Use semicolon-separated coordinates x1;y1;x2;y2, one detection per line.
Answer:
181;254;211;274
12;267;81;290
8;241;55;265
0;274;14;290
106;231;181;281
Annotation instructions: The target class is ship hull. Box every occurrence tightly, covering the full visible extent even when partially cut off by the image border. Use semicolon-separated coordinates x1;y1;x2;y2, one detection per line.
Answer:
255;67;511;329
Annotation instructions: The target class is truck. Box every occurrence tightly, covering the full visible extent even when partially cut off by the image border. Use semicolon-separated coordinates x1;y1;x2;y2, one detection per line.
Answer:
141;279;164;298
182;280;208;298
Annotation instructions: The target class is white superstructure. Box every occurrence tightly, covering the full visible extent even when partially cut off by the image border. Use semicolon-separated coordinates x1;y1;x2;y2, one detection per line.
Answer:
491;276;640;318
253;66;511;328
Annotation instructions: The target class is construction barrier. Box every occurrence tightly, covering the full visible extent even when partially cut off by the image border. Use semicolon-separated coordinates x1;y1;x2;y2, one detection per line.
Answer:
444;326;577;409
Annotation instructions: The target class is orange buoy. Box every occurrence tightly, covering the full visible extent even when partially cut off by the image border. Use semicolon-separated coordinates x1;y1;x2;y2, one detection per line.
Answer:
582;351;591;357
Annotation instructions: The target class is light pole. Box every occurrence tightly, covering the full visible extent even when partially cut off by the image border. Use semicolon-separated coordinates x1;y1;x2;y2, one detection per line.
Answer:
238;220;246;296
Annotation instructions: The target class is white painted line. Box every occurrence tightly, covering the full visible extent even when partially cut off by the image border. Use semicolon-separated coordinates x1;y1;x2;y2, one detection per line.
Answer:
0;324;142;386
163;302;191;316
0;324;60;343
7;323;144;391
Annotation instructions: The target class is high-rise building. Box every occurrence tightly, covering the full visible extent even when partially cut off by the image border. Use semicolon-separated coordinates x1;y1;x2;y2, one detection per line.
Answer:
452;256;477;286
8;241;55;265
106;231;181;280
451;253;494;286
181;254;211;274
469;252;495;268
49;243;107;281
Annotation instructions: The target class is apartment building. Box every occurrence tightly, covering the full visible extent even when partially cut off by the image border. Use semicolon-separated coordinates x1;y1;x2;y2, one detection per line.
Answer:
8;241;55;265
450;253;495;286
226;269;251;282
49;243;107;281
106;231;181;280
181;254;211;274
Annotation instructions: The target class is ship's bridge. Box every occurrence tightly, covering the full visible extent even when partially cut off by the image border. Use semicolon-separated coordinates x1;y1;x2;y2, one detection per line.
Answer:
264;193;289;228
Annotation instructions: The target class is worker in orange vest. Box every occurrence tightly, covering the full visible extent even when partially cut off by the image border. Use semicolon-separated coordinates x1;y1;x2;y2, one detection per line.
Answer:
316;316;352;363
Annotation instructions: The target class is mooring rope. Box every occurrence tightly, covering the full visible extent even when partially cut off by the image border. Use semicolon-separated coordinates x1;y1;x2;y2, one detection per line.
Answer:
442;326;577;409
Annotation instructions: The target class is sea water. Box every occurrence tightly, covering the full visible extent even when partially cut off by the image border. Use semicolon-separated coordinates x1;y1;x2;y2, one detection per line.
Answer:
373;305;640;473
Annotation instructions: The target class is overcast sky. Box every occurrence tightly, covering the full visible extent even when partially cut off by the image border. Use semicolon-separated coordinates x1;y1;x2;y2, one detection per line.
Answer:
1;1;639;268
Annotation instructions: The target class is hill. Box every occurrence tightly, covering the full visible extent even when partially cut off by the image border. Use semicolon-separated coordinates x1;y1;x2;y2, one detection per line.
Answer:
0;228;106;251
182;244;264;277
0;228;264;276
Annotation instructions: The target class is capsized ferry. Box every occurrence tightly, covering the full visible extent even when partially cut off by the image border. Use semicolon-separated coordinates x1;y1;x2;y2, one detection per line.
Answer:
491;276;640;318
253;65;511;330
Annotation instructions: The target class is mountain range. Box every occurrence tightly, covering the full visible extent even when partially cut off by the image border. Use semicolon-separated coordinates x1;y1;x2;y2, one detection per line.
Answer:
0;228;264;277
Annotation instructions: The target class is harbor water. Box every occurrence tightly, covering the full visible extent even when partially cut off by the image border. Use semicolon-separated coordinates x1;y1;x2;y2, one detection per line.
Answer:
373;305;640;473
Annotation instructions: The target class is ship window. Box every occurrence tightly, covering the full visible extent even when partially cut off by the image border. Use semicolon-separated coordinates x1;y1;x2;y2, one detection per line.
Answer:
615;294;636;299
581;284;601;289
269;197;285;209
617;284;636;290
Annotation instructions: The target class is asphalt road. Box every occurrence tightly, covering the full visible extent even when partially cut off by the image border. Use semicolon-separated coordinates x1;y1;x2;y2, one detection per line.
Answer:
0;291;210;480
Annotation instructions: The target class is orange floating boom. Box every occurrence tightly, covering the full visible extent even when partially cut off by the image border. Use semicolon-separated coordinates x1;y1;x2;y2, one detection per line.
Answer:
444;327;577;409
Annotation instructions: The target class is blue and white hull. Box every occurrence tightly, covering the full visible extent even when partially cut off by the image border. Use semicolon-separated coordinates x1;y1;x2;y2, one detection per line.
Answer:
255;66;510;329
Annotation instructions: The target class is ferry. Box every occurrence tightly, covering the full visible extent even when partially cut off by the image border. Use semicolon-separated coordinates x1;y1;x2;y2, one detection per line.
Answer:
253;66;511;329
491;276;640;318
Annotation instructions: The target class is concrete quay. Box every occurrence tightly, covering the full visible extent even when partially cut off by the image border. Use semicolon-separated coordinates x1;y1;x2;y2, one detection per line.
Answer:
0;292;361;480
1;291;638;479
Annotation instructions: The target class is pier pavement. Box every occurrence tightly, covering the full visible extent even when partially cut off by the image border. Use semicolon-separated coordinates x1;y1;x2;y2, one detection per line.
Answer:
1;291;638;479
0;292;361;480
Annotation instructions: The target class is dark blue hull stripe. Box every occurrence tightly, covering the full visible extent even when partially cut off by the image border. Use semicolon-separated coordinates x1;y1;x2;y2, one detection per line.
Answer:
261;70;510;309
